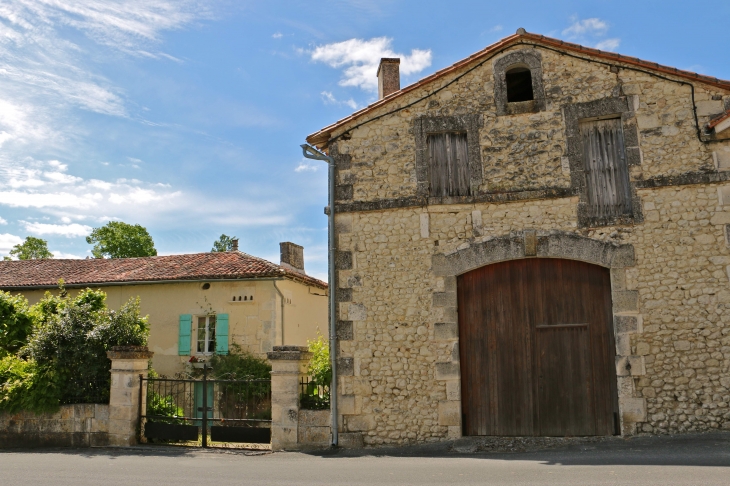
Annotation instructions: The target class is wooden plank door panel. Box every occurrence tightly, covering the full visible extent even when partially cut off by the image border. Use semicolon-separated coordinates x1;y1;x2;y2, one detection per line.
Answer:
536;324;595;436
458;258;617;437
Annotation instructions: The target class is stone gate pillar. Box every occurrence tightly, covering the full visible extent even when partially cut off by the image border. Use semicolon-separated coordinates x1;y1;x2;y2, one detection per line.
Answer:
268;345;311;451
107;346;153;446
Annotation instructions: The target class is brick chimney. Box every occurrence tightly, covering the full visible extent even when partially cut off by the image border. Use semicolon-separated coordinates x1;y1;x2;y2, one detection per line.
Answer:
377;58;400;100
231;238;239;251
280;242;305;273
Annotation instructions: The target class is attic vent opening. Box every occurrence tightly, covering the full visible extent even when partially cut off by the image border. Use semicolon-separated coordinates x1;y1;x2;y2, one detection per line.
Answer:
506;67;534;103
201;283;211;290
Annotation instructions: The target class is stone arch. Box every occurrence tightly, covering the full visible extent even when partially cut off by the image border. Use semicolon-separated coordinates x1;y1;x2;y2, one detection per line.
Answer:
430;230;646;438
493;48;546;115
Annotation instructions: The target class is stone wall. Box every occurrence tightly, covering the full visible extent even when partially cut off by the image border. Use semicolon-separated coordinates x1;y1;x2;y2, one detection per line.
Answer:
0;404;109;448
323;42;730;446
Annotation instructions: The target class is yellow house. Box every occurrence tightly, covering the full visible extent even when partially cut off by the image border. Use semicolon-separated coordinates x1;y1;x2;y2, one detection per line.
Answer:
0;242;327;376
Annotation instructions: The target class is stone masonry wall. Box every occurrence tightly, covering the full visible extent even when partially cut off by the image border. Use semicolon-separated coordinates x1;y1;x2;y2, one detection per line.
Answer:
0;404;109;448
326;43;730;446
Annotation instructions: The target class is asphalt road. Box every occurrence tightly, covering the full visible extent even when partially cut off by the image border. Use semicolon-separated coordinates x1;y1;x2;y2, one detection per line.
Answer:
1;433;729;486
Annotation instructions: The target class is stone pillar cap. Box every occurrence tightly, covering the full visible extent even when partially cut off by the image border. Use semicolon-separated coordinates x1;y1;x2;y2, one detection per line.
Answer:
107;345;154;360
268;345;311;360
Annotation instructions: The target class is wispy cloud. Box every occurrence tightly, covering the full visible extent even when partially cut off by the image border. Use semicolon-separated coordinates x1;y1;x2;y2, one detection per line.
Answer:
0;233;23;254
321;91;358;110
22;221;93;237
309;37;432;92
295;161;319;172
562;16;620;52
0;217;7;225
52;250;84;259
272;32;283;39
490;25;503;33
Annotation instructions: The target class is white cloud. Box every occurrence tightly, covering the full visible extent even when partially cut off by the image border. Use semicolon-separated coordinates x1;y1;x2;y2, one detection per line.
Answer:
272;32;283;39
490;25;503;33
562;18;609;37
52;250;84;259
0;217;7;225
595;38;620;52
295;162;319;172
0;233;23;254
22;221;92;237
561;16;619;52
310;37;432;92
321;91;358;110
0;0;212;152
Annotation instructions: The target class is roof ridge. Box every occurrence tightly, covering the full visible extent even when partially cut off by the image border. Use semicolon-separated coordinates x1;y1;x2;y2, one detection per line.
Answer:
306;31;730;147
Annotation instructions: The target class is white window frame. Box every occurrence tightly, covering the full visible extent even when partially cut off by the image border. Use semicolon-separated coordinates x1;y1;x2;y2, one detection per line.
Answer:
194;315;216;356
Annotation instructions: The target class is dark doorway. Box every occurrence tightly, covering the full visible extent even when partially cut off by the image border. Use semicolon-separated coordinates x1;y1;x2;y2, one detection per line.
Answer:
457;258;618;436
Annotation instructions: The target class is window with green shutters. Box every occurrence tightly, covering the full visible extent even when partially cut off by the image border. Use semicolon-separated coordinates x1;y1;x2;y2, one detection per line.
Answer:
179;313;229;356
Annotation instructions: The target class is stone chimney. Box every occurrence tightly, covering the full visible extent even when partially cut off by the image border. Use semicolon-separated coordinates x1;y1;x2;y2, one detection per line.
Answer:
377;58;400;100
280;242;305;273
231;238;239;251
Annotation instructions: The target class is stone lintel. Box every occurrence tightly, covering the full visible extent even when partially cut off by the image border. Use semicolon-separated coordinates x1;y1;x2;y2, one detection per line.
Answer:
106;346;153;361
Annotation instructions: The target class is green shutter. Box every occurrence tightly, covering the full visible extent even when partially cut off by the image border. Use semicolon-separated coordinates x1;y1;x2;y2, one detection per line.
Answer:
216;313;229;355
178;314;192;356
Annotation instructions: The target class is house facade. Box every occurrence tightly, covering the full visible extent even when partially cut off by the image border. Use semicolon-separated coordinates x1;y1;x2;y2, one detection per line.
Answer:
306;30;730;446
0;242;327;376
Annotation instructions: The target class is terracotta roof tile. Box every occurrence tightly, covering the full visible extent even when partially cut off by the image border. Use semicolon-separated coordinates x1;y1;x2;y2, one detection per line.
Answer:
306;31;730;148
0;252;327;290
708;110;730;132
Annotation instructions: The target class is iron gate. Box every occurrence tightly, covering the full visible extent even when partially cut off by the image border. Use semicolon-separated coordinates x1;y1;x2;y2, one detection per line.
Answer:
139;367;271;447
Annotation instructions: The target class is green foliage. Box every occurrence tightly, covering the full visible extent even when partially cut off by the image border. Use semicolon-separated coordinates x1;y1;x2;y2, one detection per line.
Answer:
301;333;331;410
0;356;61;413
147;392;184;424
201;343;271;380
86;221;157;259
8;236;53;260
0;285;149;413
211;234;238;252
0;292;33;358
307;333;331;388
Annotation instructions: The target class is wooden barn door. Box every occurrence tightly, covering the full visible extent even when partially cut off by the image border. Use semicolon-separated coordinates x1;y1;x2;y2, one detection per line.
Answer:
457;258;618;436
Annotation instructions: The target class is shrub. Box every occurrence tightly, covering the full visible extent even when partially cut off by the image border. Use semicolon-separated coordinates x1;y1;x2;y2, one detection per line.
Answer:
204;343;271;380
0;356;60;413
301;333;331;410
0;292;33;358
0;286;149;413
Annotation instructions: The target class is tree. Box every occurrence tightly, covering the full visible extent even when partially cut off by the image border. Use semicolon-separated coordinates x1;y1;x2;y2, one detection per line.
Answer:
211;234;238;252
8;237;53;260
86;221;157;259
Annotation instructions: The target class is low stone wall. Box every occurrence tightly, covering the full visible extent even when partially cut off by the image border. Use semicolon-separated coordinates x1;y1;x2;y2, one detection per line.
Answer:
298;409;331;447
0;404;109;448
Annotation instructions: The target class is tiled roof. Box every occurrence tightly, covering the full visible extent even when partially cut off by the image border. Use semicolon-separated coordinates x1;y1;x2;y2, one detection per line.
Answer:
306;31;730;148
708;110;730;132
0;252;327;290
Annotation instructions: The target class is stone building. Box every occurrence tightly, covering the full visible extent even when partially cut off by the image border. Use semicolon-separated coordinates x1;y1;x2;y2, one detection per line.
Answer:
305;30;730;446
0;242;327;376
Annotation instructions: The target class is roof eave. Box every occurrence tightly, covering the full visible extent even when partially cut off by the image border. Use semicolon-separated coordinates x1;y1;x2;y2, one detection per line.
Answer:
305;32;730;150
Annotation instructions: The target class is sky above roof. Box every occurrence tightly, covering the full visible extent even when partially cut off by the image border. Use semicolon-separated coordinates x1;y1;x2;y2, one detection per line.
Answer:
0;0;728;281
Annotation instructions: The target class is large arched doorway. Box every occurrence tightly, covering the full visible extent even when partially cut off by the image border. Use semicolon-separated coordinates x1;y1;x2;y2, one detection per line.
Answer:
457;258;619;436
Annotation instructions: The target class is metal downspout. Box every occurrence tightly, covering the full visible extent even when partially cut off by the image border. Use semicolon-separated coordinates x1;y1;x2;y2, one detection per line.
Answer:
300;143;338;447
272;280;285;346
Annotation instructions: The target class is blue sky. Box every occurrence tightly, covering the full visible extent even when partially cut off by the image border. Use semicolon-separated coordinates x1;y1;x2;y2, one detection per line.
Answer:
0;1;728;280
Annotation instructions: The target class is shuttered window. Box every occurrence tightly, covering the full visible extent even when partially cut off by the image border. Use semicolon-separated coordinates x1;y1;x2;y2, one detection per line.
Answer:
178;314;192;356
427;132;470;197
580;118;632;220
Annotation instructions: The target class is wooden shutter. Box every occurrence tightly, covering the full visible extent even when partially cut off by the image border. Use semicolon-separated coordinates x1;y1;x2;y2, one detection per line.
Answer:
580;119;632;219
428;132;470;197
215;313;229;355
178;314;192;356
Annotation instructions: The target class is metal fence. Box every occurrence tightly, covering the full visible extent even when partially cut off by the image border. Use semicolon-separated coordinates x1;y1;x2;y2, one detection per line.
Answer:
299;376;330;410
140;367;271;448
59;377;110;405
